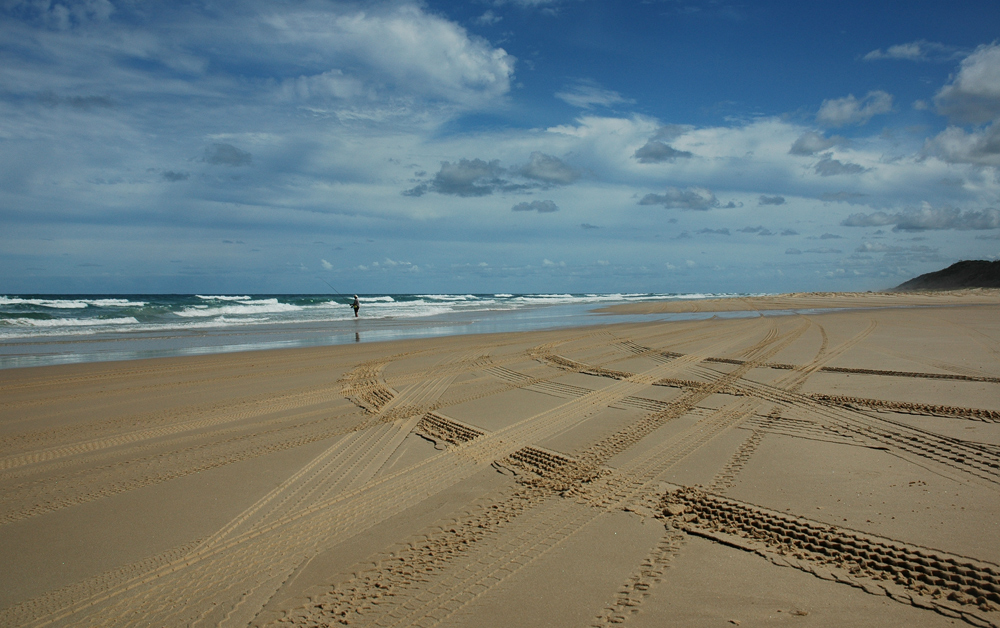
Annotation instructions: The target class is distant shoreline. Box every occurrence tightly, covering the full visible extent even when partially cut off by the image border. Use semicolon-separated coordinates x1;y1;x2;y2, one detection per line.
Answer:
594;288;1000;315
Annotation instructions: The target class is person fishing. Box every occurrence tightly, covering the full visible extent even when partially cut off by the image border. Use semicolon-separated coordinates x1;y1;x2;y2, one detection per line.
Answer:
351;295;360;317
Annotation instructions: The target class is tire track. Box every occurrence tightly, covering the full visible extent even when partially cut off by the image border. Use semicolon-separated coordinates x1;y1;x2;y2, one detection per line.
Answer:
661;486;1000;626
12;345;672;627
260;321;809;628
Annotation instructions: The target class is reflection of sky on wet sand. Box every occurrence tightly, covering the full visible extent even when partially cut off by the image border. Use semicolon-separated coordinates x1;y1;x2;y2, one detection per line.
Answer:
0;303;847;370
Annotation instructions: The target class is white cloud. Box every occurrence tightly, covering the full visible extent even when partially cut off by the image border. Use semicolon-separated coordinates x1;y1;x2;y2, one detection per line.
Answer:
862;40;963;62
474;10;502;26
934;43;1000;124
259;5;515;107
321;259;333;269
817;91;894;127
555;80;635;109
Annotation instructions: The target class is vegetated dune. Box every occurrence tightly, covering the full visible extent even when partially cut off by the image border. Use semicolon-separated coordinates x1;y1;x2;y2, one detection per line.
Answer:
894;260;1000;291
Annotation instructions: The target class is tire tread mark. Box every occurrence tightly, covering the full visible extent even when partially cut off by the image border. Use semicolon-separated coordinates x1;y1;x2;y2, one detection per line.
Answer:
662;487;1000;624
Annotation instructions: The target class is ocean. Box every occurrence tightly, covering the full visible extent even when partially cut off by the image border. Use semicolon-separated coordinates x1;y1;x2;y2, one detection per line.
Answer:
0;292;758;369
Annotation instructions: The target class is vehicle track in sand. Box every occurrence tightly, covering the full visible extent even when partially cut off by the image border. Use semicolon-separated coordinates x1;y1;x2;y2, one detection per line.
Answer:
661;486;1000;626
268;320;811;627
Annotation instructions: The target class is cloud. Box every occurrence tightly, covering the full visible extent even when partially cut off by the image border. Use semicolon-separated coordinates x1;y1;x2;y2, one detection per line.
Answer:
758;195;785;205
405;158;507;197
321;259;333;270
638;186;718;210
38;92;114;109
405;153;579;197
789;131;843;155
814;155;866;176
934;43;1000;124
512;200;559;212
821;191;869;204
581;223;600;229
633;140;693;163
785;248;802;255
517;152;579;184
862;40;964;62
10;0;115;29
923;122;1000;166
816;91;894;127
204;143;252;166
162;171;189;182
842;206;1000;231
474;10;502;25
555;80;635;109
267;5;515;107
739;226;775;236
697;228;730;235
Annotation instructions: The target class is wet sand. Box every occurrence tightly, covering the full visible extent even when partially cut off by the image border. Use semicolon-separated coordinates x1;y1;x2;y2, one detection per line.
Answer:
1;292;999;627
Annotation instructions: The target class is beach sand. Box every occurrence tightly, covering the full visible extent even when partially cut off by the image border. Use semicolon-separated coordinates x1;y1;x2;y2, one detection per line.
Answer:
1;292;999;627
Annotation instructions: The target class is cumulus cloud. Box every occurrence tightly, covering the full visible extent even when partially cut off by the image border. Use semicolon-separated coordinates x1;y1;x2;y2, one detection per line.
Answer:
265;5;515;107
934;43;1000;124
638;186;718;210
924;122;1000;166
862;40;963;62
404;153;580;197
789;131;843;155
517;152;580;184
842;206;1000;231
816;91;894;127
555;80;635;109
814;155;866;176
404;158;507;197
758;195;785;205
204;143;252;166
512;200;558;213
633;140;693;163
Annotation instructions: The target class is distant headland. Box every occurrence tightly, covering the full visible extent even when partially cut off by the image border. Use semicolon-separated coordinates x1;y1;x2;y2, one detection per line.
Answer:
893;260;1000;291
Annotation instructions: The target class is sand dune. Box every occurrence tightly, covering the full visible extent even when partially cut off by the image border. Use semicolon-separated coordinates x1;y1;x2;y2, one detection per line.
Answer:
1;294;999;627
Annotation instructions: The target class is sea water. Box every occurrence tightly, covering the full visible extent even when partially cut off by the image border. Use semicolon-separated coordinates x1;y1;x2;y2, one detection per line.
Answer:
0;293;761;369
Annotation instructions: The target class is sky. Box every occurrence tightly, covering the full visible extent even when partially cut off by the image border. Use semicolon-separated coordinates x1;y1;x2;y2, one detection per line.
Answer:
1;0;999;295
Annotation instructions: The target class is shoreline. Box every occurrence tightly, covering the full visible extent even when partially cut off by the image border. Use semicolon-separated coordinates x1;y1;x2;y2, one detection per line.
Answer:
6;290;1000;371
595;288;1000;314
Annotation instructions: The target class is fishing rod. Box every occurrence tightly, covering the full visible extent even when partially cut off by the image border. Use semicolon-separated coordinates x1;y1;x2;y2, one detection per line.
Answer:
318;278;343;296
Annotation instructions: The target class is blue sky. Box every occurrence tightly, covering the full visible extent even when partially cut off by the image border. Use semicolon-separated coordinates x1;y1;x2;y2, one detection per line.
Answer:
1;0;999;294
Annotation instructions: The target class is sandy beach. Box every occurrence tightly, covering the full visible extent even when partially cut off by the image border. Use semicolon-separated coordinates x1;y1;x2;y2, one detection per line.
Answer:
2;292;1000;628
